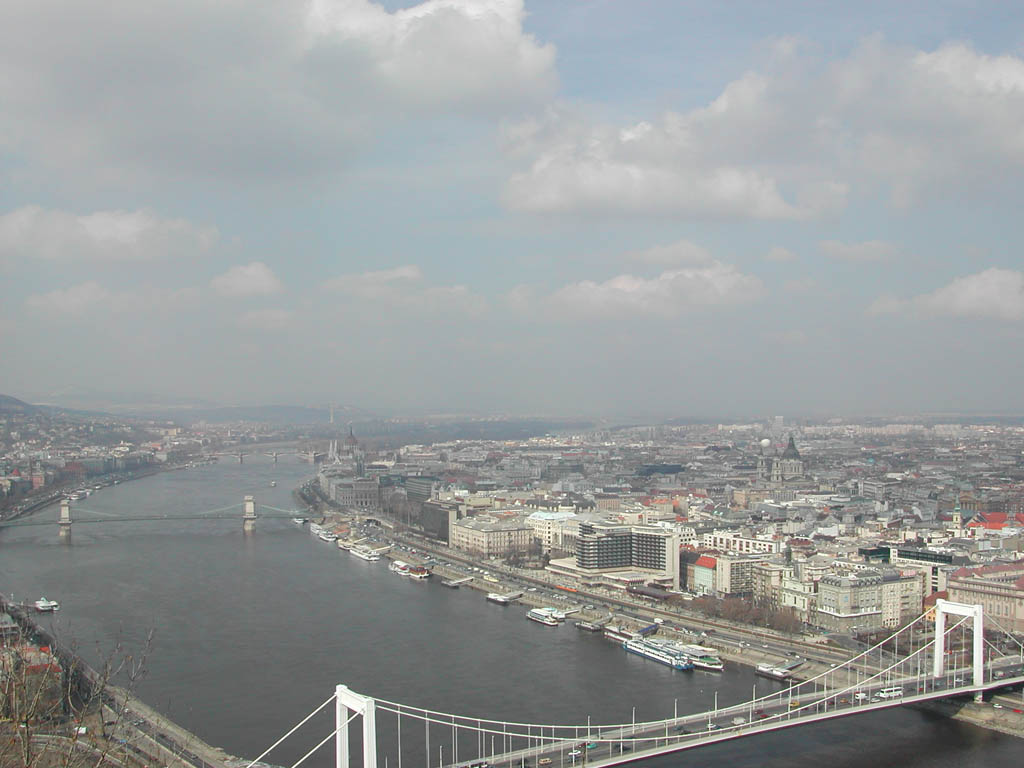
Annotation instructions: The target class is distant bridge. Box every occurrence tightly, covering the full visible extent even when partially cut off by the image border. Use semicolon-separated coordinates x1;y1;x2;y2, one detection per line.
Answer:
0;497;304;535
244;600;1024;768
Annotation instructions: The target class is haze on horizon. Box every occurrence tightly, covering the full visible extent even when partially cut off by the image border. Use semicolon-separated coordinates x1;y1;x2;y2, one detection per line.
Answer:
2;1;1024;418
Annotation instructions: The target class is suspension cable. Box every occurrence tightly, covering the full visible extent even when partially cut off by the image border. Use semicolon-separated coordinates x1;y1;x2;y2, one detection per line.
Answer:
244;693;337;768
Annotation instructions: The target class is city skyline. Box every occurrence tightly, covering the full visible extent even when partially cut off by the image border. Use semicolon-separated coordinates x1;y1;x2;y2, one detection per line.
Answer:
3;1;1024;416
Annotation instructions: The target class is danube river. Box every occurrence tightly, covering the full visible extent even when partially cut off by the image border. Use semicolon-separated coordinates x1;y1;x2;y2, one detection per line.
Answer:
1;456;1021;768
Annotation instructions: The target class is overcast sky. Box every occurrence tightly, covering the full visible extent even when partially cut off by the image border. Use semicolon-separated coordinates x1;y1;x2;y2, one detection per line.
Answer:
3;1;1024;418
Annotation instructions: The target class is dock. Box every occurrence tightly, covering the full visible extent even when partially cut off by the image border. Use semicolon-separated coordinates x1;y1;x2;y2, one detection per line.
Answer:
441;576;474;589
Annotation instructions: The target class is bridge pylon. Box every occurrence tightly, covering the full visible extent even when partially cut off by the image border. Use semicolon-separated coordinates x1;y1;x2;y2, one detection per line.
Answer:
336;685;377;768
243;495;257;533
58;499;72;539
932;599;985;699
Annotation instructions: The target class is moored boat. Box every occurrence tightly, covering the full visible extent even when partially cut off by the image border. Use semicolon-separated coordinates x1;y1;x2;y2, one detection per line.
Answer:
526;608;560;627
622;638;693;671
679;644;724;671
755;664;792;681
350;546;382;562
603;624;637;644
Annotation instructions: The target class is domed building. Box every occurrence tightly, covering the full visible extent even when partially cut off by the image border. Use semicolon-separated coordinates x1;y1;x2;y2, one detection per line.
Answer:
757;435;806;486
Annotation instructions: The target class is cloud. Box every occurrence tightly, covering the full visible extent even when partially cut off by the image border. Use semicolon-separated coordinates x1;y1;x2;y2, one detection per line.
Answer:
24;281;198;316
550;261;763;317
783;278;816;294
323;264;483;313
629;240;712;267
820;240;897;261
236;308;293;331
869;268;1024;322
0;206;216;263
0;0;555;184
210;262;283;297
503;38;1024;216
765;246;797;263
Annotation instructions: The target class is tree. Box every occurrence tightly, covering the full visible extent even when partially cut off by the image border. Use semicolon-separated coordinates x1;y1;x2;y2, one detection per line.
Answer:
0;606;163;768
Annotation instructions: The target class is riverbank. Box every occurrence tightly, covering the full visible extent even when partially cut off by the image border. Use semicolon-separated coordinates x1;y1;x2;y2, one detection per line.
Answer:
0;595;240;768
1;460;197;526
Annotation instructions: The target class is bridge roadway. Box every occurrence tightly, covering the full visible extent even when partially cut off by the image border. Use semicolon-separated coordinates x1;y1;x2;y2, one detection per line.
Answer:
428;661;1024;768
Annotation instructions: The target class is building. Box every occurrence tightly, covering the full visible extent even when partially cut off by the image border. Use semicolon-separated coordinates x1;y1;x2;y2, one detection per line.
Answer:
701;530;781;555
333;478;380;510
449;515;533;557
714;553;773;596
888;546;965;594
692;555;717;595
574;521;680;589
815;568;923;633
525;510;577;553
756;435;805;485
947;563;1024;633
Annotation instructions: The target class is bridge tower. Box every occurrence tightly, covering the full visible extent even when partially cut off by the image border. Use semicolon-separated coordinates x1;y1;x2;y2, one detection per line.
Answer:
336;685;377;768
933;599;985;700
243;495;257;533
58;499;72;539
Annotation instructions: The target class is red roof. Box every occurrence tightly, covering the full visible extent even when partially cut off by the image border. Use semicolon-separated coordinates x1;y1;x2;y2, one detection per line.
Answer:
695;555;717;569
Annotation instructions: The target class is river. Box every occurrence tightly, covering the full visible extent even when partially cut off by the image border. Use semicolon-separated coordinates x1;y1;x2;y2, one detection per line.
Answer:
0;456;1021;768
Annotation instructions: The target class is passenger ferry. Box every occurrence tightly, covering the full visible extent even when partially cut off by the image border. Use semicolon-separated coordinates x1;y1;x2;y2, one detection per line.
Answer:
487;593;512;605
390;560;412;575
526;608;561;627
603;624;637;644
407;565;432;580
679;644;724;671
318;531;338;543
622;638;693;671
350;546;382;562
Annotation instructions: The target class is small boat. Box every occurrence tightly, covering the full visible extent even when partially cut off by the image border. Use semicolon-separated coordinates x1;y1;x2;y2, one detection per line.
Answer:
487;593;512;605
34;598;60;612
318;531;338;542
390;560;412;575
407;565;432;580
291;518;306;525
270;481;277;487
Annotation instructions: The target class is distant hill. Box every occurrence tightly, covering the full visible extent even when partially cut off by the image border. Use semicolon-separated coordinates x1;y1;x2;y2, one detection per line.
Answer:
0;394;38;413
123;403;371;425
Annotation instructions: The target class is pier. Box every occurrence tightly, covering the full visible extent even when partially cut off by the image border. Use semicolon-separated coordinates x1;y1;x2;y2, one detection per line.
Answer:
441;576;474;589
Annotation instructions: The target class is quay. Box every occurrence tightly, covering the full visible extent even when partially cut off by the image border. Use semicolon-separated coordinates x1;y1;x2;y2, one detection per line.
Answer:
0;595;241;768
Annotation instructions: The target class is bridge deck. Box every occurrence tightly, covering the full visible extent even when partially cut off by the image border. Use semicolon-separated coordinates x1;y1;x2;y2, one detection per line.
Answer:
449;674;1024;768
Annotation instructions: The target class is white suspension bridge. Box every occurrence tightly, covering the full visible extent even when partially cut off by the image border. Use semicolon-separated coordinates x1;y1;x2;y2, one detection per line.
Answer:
247;601;1024;768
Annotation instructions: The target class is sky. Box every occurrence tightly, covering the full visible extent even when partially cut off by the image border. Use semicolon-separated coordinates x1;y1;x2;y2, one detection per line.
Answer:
2;0;1024;418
